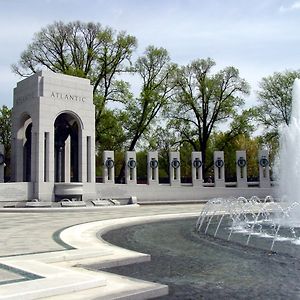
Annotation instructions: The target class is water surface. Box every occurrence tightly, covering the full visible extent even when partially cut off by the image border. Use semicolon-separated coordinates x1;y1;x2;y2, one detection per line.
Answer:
91;218;300;299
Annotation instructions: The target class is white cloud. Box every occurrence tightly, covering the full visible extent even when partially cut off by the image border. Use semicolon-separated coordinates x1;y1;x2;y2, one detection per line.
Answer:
279;1;300;12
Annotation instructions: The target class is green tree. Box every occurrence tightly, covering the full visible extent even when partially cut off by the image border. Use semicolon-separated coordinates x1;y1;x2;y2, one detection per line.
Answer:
116;46;177;179
0;105;11;154
255;70;300;141
122;46;177;150
147;125;178;181
136;150;147;183
12;21;137;146
0;105;12;178
167;58;250;178
96;108;126;152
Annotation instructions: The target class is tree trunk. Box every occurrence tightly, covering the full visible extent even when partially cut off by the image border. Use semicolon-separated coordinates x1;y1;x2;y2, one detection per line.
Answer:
201;148;207;181
201;139;208;181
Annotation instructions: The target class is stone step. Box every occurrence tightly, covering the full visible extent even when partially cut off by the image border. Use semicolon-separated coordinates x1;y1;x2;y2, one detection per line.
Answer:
0;272;106;300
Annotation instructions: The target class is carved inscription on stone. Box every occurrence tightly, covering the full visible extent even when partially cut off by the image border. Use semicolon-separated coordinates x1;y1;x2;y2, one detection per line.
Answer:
50;92;86;102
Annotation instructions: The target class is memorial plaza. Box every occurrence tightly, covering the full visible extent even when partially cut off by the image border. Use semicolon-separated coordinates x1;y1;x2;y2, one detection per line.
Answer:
0;71;275;299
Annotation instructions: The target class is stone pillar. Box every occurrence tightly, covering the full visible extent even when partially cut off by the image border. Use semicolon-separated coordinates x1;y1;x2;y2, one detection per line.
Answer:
125;151;137;184
43;132;50;182
147;151;159;185
236;150;248;188
30;124;47;200
64;136;71;183
214;151;225;187
89;134;96;184
0;144;4;183
103;151;115;184
191;151;203;186
31;129;38;183
16;138;24;182
259;149;270;188
78;130;84;182
169;151;181;186
48;130;55;182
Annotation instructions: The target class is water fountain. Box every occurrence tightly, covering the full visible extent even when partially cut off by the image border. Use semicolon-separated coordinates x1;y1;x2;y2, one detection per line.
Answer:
97;81;300;299
195;196;300;255
196;79;300;256
278;78;300;221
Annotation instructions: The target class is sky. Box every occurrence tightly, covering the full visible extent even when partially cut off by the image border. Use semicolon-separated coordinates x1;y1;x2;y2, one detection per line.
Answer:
0;0;300;108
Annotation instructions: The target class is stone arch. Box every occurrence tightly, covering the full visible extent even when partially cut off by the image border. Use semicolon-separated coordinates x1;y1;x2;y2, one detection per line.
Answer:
12;71;96;201
54;112;82;182
54;110;84;130
16;113;33;182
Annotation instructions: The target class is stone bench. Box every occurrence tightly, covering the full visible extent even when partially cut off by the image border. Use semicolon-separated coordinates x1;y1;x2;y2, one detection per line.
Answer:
92;199;120;206
60;199;86;207
25;199;52;207
92;196;137;206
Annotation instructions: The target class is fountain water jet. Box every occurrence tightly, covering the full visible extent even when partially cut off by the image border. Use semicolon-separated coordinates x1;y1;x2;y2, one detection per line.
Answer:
196;197;300;253
278;79;300;224
196;80;300;253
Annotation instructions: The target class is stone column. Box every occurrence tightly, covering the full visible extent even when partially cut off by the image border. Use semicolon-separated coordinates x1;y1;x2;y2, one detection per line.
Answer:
236;150;248;188
259;149;270;188
88;135;95;183
64;136;71;183
147;151;159;185
78;130;84;182
191;151;203;186
0;144;4;183
214;151;225;187
35;130;47;184
125;151;137;184
43;132;50;182
48;130;55;182
103;151;115;184
169;151;181;186
33;128;50;200
17;138;24;181
31;129;38;183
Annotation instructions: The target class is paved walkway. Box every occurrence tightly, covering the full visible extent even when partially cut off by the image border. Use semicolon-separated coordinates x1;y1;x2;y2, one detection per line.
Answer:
0;204;204;299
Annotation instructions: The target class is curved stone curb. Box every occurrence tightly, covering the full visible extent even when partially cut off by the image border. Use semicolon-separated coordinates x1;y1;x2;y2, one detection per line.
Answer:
60;212;199;255
0;212;198;300
56;212;199;299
